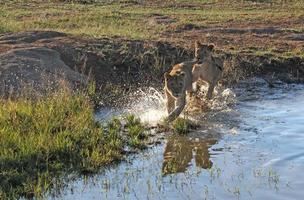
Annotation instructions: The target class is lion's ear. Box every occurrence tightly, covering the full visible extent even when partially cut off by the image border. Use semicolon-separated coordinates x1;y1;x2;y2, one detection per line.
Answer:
195;40;201;48
208;44;215;51
164;72;170;79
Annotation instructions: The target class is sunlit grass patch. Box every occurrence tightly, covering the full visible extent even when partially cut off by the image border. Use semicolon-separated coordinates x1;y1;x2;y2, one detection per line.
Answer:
125;114;146;148
0;88;147;199
1;0;303;42
172;117;198;134
0;2;162;39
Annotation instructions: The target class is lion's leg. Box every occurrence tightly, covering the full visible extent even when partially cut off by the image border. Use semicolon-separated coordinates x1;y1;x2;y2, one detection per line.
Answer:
192;82;198;93
165;90;175;114
206;82;215;100
167;94;186;122
186;86;195;100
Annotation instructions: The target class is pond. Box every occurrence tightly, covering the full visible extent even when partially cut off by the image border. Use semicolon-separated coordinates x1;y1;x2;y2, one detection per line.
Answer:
48;79;304;200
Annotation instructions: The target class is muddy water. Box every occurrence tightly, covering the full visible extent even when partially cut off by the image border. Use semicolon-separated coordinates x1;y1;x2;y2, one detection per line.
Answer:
50;80;304;200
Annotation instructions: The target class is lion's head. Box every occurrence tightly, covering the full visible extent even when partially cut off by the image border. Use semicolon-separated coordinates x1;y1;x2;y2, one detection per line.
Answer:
164;71;186;98
195;41;214;60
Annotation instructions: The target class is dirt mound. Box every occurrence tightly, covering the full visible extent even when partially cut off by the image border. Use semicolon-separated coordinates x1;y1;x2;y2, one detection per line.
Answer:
0;31;67;45
0;46;87;97
0;31;194;102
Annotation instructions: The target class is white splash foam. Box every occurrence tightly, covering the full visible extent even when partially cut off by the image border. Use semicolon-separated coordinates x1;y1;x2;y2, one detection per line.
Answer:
97;86;237;126
193;85;236;111
125;86;237;125
124;87;167;125
210;87;236;110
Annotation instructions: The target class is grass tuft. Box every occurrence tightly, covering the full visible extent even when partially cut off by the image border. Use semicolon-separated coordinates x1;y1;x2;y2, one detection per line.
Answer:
125;115;146;148
0;90;146;199
172;117;197;135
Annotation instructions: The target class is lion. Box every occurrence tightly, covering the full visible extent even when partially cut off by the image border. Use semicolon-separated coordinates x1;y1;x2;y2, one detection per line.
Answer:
193;41;223;100
164;59;198;122
164;41;223;122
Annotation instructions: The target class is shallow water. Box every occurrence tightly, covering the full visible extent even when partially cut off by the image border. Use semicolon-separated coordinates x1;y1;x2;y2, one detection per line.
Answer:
49;81;304;200
95;87;167;125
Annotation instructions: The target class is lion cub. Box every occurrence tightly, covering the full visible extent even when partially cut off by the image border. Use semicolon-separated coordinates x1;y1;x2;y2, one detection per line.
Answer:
193;41;223;99
164;42;223;122
164;59;198;122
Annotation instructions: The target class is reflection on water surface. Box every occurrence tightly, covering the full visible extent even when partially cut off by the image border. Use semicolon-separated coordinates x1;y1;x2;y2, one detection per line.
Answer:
162;136;216;175
48;82;304;200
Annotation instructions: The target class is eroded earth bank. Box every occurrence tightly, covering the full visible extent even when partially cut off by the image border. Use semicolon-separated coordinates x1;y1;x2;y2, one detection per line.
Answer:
1;31;303;102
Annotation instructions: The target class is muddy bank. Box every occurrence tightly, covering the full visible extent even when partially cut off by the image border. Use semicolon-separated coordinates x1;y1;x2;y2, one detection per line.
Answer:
0;31;303;102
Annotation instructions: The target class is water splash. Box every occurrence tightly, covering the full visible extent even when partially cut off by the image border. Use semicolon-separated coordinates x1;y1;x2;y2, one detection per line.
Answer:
210;86;236;110
124;87;167;125
96;85;237;126
95;87;167;125
187;84;236;114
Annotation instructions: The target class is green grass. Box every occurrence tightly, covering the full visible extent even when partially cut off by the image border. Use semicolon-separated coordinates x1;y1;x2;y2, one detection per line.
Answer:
172;117;197;134
0;0;303;39
0;88;147;199
0;1;162;39
125;114;146;148
0;0;303;59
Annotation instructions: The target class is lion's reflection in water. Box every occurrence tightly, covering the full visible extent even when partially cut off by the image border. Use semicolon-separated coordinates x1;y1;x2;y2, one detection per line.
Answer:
162;135;217;175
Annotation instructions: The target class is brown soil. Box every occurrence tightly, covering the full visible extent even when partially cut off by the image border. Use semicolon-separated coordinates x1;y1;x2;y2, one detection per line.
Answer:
0;46;87;94
163;20;304;55
148;14;177;26
0;31;303;103
0;31;193;103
